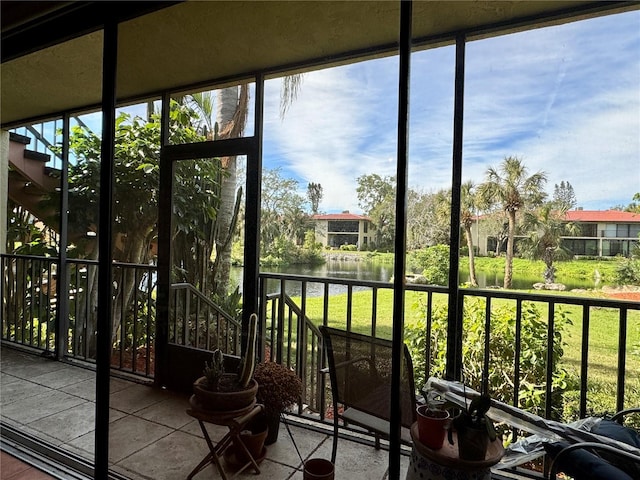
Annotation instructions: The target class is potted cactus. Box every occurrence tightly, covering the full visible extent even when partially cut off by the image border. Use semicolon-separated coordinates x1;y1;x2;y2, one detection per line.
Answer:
191;313;259;413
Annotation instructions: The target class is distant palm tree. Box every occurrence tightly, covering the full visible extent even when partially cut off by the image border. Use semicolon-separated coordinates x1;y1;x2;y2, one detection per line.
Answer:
460;181;478;287
478;156;547;289
520;204;580;284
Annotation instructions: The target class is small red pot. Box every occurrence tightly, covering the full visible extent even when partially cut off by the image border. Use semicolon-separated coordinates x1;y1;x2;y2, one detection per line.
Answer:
416;405;450;449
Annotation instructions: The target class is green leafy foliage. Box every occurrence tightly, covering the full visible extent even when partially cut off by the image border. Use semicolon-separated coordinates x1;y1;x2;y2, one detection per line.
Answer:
410;244;450;286
405;297;576;420
615;257;640;285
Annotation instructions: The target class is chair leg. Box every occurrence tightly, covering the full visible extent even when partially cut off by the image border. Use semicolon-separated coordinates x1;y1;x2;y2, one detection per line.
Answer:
331;415;339;463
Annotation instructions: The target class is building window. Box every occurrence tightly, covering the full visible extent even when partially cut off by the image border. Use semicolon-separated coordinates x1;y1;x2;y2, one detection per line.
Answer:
328;221;359;233
579;223;597;237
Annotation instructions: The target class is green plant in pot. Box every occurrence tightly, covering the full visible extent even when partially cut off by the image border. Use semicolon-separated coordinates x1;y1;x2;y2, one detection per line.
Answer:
191;313;259;413
416;390;452;449
253;361;303;445
448;394;497;461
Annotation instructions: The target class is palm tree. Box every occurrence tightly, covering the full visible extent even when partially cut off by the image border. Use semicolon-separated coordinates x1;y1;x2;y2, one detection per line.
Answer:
520;204;580;284
184;87;248;300
478;156;547;289
460;181;478;287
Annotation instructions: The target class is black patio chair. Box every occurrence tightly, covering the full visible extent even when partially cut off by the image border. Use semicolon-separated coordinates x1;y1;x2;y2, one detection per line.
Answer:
320;326;418;463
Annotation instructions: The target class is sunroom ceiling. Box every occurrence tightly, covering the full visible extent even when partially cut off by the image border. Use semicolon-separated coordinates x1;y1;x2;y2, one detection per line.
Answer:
1;1;636;126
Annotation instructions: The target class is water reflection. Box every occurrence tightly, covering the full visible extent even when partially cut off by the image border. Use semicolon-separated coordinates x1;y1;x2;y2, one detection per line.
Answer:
231;261;598;298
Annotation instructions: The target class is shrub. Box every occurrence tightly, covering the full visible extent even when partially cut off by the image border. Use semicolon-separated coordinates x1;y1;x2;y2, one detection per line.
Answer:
405;297;576;421
614;258;640;285
411;245;450;286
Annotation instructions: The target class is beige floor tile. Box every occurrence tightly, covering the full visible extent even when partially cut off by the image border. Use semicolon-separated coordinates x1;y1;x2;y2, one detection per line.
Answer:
1;389;86;424
27;401;96;444
30;365;95;389
115;430;210;480
106;414;173;463
109;383;168;414
135;391;193;429
1;380;52;406
59;378;96;401
265;422;330;469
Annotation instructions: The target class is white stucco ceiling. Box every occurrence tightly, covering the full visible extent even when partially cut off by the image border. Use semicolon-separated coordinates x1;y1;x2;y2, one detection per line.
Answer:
1;1;636;126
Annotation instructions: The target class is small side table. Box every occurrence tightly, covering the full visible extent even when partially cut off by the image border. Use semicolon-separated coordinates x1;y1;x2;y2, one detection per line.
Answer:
406;422;504;480
187;400;264;480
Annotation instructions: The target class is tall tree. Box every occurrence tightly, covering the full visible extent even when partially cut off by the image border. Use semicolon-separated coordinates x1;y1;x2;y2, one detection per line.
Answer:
407;189;448;249
307;182;323;215
552;181;577;212
213;86;248;299
356;173;396;249
50;103;212;354
186;86;249;299
624;193;640;213
520;203;579;284
460;181;478;287
478;156;547;289
261;168;309;251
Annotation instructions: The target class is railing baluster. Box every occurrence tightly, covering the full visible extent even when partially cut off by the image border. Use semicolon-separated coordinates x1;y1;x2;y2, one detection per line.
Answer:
371;287;378;337
346;284;353;333
546;302;555;420
513;298;523;439
617;308;628;413
425;291;433;380
580;306;590;418
482;296;491;393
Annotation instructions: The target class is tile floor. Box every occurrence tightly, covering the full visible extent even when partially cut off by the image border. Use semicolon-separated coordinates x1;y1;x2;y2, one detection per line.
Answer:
1;346;410;479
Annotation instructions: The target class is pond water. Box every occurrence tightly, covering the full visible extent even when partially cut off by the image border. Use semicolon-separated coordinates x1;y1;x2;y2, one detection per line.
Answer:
231;259;599;297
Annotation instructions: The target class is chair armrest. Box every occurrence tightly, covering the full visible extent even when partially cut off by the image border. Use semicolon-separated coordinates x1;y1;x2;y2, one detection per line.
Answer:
331;356;375;371
549;442;640;480
612;407;640;424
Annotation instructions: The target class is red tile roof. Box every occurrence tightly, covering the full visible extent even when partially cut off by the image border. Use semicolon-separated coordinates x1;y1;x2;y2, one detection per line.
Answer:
564;210;640;223
312;213;370;221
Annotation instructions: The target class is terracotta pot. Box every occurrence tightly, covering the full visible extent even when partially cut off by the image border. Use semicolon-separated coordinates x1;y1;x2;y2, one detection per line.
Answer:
303;458;334;480
192;374;258;412
229;415;269;465
416;405;450;449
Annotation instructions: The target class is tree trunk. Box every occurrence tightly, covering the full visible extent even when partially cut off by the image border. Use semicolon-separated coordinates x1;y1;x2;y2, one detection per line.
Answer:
464;225;477;287
504;210;516;289
504;210;516;288
111;230;150;347
213;85;247;299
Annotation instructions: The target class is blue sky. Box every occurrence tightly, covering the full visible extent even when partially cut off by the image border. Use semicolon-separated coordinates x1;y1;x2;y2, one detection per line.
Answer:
261;10;640;214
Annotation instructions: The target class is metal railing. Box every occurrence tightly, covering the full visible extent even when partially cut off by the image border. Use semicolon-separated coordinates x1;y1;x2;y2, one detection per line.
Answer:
1;254;57;354
258;272;640;428
1;254;158;378
169;282;242;356
3;255;638;428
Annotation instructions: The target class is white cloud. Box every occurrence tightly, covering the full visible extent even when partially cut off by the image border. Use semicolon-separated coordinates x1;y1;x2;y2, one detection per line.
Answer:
262;10;640;213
